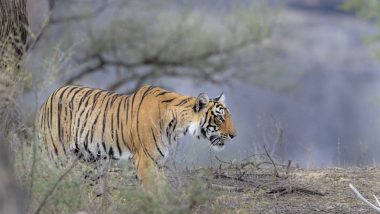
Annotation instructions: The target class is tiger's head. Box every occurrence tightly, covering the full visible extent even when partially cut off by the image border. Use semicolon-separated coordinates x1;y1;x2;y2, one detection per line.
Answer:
189;93;237;150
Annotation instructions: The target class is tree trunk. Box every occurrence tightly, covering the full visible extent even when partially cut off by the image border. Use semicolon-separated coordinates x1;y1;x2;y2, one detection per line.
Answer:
0;0;28;67
0;0;29;130
0;1;28;213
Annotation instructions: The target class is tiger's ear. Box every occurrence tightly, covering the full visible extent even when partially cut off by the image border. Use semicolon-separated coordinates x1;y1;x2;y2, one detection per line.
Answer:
195;93;209;112
215;92;226;104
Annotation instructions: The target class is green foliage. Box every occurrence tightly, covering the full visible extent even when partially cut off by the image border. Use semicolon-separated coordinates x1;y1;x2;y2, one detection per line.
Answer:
341;0;380;21
341;0;380;58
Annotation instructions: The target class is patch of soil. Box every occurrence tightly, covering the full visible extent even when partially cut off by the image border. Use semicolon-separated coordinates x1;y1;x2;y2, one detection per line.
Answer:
194;165;380;213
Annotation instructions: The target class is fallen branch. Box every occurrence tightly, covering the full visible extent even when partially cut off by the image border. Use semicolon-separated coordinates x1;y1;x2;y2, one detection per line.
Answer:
349;183;380;212
267;185;325;196
213;173;262;186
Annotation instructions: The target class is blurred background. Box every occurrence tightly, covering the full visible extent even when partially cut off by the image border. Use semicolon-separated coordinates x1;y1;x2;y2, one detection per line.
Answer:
21;0;380;169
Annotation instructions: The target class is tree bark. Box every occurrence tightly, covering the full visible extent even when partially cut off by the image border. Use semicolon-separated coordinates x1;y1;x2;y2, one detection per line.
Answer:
0;0;29;129
0;1;28;213
0;0;28;66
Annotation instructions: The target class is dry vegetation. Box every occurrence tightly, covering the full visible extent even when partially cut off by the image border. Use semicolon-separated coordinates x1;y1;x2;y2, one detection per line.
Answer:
196;162;380;213
11;142;380;214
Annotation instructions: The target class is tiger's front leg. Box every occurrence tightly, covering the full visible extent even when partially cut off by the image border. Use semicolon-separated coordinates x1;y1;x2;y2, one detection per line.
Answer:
133;153;163;191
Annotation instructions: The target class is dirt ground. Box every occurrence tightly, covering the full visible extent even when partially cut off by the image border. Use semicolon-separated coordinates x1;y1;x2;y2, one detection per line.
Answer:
193;166;380;213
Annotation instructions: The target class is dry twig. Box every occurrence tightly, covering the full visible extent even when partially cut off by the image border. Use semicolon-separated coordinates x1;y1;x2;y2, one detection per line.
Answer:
264;145;280;177
267;185;325;196
213;173;262;187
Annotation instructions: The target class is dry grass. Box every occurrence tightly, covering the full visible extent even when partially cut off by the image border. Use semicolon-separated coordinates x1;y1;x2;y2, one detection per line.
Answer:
192;163;380;213
12;139;380;214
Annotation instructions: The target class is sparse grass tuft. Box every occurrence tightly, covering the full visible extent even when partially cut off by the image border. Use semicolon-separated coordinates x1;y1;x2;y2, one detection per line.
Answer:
120;178;209;214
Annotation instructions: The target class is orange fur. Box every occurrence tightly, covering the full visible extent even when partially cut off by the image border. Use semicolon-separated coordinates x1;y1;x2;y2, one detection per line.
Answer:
37;85;236;189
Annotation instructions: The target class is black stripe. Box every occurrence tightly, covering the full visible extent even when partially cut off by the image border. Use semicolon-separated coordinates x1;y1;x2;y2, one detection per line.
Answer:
101;95;112;154
90;91;103;111
125;96;129;127
115;130;122;157
49;90;58;154
127;96;136;151
74;90;95;148
57;86;71;154
166;117;176;145
151;128;164;157
68;87;84;110
90;112;99;143
110;94;118;105
120;100;128;149
108;147;114;158
171;112;177;131
158;105;163;131
89;93;107;143
49;90;56;130
116;96;122;129
201;110;210;127
75;89;94;113
174;97;191;106
135;86;155;128
64;86;79;143
162;98;175;103
130;92;137;115
96;143;101;160
129;132;136;153
120;96;132;152
155;91;170;97
111;111;114;140
79;94;96;137
67;88;85;144
84;131;90;154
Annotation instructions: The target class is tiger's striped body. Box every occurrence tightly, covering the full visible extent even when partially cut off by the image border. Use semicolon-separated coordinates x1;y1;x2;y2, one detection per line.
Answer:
37;85;236;189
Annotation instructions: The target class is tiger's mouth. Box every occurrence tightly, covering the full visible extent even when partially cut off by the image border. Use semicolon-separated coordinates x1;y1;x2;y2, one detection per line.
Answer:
209;135;227;150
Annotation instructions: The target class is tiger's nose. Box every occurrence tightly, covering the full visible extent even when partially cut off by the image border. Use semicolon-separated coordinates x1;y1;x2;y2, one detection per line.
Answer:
229;133;236;139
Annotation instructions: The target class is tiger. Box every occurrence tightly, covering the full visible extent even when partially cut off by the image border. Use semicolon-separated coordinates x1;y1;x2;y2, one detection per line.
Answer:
37;85;237;189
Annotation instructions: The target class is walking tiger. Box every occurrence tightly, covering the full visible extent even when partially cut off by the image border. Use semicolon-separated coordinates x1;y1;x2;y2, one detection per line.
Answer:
37;85;237;189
